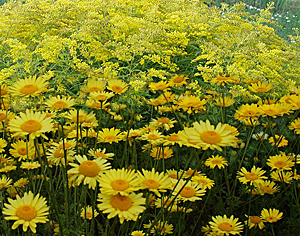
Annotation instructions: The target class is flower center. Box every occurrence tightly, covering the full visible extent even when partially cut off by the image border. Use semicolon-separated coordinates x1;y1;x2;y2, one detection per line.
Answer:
173;75;184;83
169;173;178;179
72;115;84;123
250;216;261;224
245;173;259;180
157;117;170;124
53;150;65;158
245;111;255;116
90;87;100;92
112;85;123;93
0;113;6;121
111;179;130;191
52;101;68;109
274;161;285;168
110;194;132;211
95;152;106;158
212;160;221;164
59;143;71;149
200;131;221;144
85;212;93;218
20;84;38;95
180;186;196;198
148;134;158;140
143;179;160;189
218;222;233;232
16;205;37;221
1;89;7;95
104;136;116;142
18;148;27;155
96;95;107;101
261;185;273;193
185;169;199;176
79;161;100;177
168;134;180;141
21;120;42;133
198;180;207;186
266;216;276;222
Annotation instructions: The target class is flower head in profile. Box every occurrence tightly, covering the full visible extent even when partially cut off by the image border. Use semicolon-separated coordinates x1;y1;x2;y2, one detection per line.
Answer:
210;75;238;86
0;175;12;189
168;74;188;87
3;191;49;233
268;135;288;147
80;205;99;220
209;215;243;235
261;208;283;223
45;95;76;111
68;155;111;189
244;215;265;229
144;220;173;235
9;110;54;140
107;79;128;94
149;81;170;93
9;75;49;97
248;81;272;93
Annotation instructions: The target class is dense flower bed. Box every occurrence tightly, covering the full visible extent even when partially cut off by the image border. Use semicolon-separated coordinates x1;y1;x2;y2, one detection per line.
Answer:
0;0;299;235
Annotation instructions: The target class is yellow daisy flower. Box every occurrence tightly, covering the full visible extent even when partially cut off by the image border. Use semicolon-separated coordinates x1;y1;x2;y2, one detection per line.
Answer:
209;215;243;235
150;146;173;160
137;168;171;197
14;178;29;188
171;179;206;202
248;81;272;93
2;191;49;233
82;79;106;93
271;170;294;183
210;75;238;85
176;95;207;114
289;117;300;134
0;175;12;189
244;215;265;229
107;79;128;94
99;168;141;196
234;104;261;122
168;74;188;87
261;208;283;223
88;148;115;159
9;140;35;161
9;75;49;97
89;91;115;102
68;155;111;190
98;127;123;144
191;175;215;189
268;135;288;147
214;96;235;107
148;81;170;92
237;166;267;185
46;147;76;166
205;155;228;169
0;109;15;125
0;165;17;173
97;192;146;224
254;180;279;195
163;133;182;146
20;161;41;170
131;230;146;236
80;205;99;220
66;109;97;124
45;95;76;111
0;138;7;153
0;83;10;97
9;110;54;140
267;153;294;171
144;220;173;235
150;117;177;131
140;130;165;145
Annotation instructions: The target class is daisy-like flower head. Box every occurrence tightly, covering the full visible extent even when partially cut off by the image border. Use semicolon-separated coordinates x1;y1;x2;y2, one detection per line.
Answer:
176;95;207;114
244;215;265;229
88;148;115;159
252;132;269;140
234;104;261;122
139;130;165;146
209;215;243;235
150;117;177;131
9;75;49;97
46;147;76;166
8;110;54;140
214;96;235;107
20;161;41;170
80;205;99;220
0;138;7;153
68;155;111;190
131;230;146;236
289;94;300;110
45;95;76;111
259;104;284;118
237;166;267;185
97;192;146;224
149;81;170;93
191;175;215;189
171;179;206;202
99;168;141;196
261;208;283;223
89;91;115;102
289;117;300;134
0;175;12;189
154;196;178;211
83;79;106;93
0;165;17;173
2;191;49;233
248;81;272;93
66;109;97;124
150;146;173;160
0;109;15;125
0;83;10;97
267;153;295;171
9;140;35;161
144;220;173;235
137;168;171;197
254;180;279;195
98;127;123;144
168;74;188;87
163;133;182;146
210;75;239;86
166;169;184;180
187;120;238;151
268;135;288;147
107;79;128;94
271;170;294;183
205;155;228;169
14;178;29;188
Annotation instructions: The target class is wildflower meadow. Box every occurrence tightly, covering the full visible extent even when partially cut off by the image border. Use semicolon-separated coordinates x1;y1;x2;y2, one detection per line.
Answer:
0;0;300;235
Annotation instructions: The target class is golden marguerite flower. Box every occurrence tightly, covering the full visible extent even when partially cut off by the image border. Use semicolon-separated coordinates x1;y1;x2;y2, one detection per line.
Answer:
45;95;76;111
2;191;49;233
0;138;7;153
88;148;115;159
137;168;171;197
270;170;294;183
184;120;238;151
99;168;141;196
168;74;188;87
267;152;294;171
244;215;265;229
254;180;279;195
66;109;96;124
89;91;115;102
98;127;123;144
209;215;243;235
171;179;206;202
82;79;106;93
46;147;76;166
176;95;207;114
9;75;49;97
144;220;173;235
8;110;54;140
107;79;128;94
210;75;239;85
214;96;235;107
0;175;12;189
97;192;146;224
150;146;173;160
80;205;99;220
289;117;300;134
248;81;272;93
9;140;35;161
149;81;170;93
150;117;177;131
261;208;283;223
237;166;267;185
268;135;288;147
234;104;261;122
68;155;111;189
191;175;215;190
